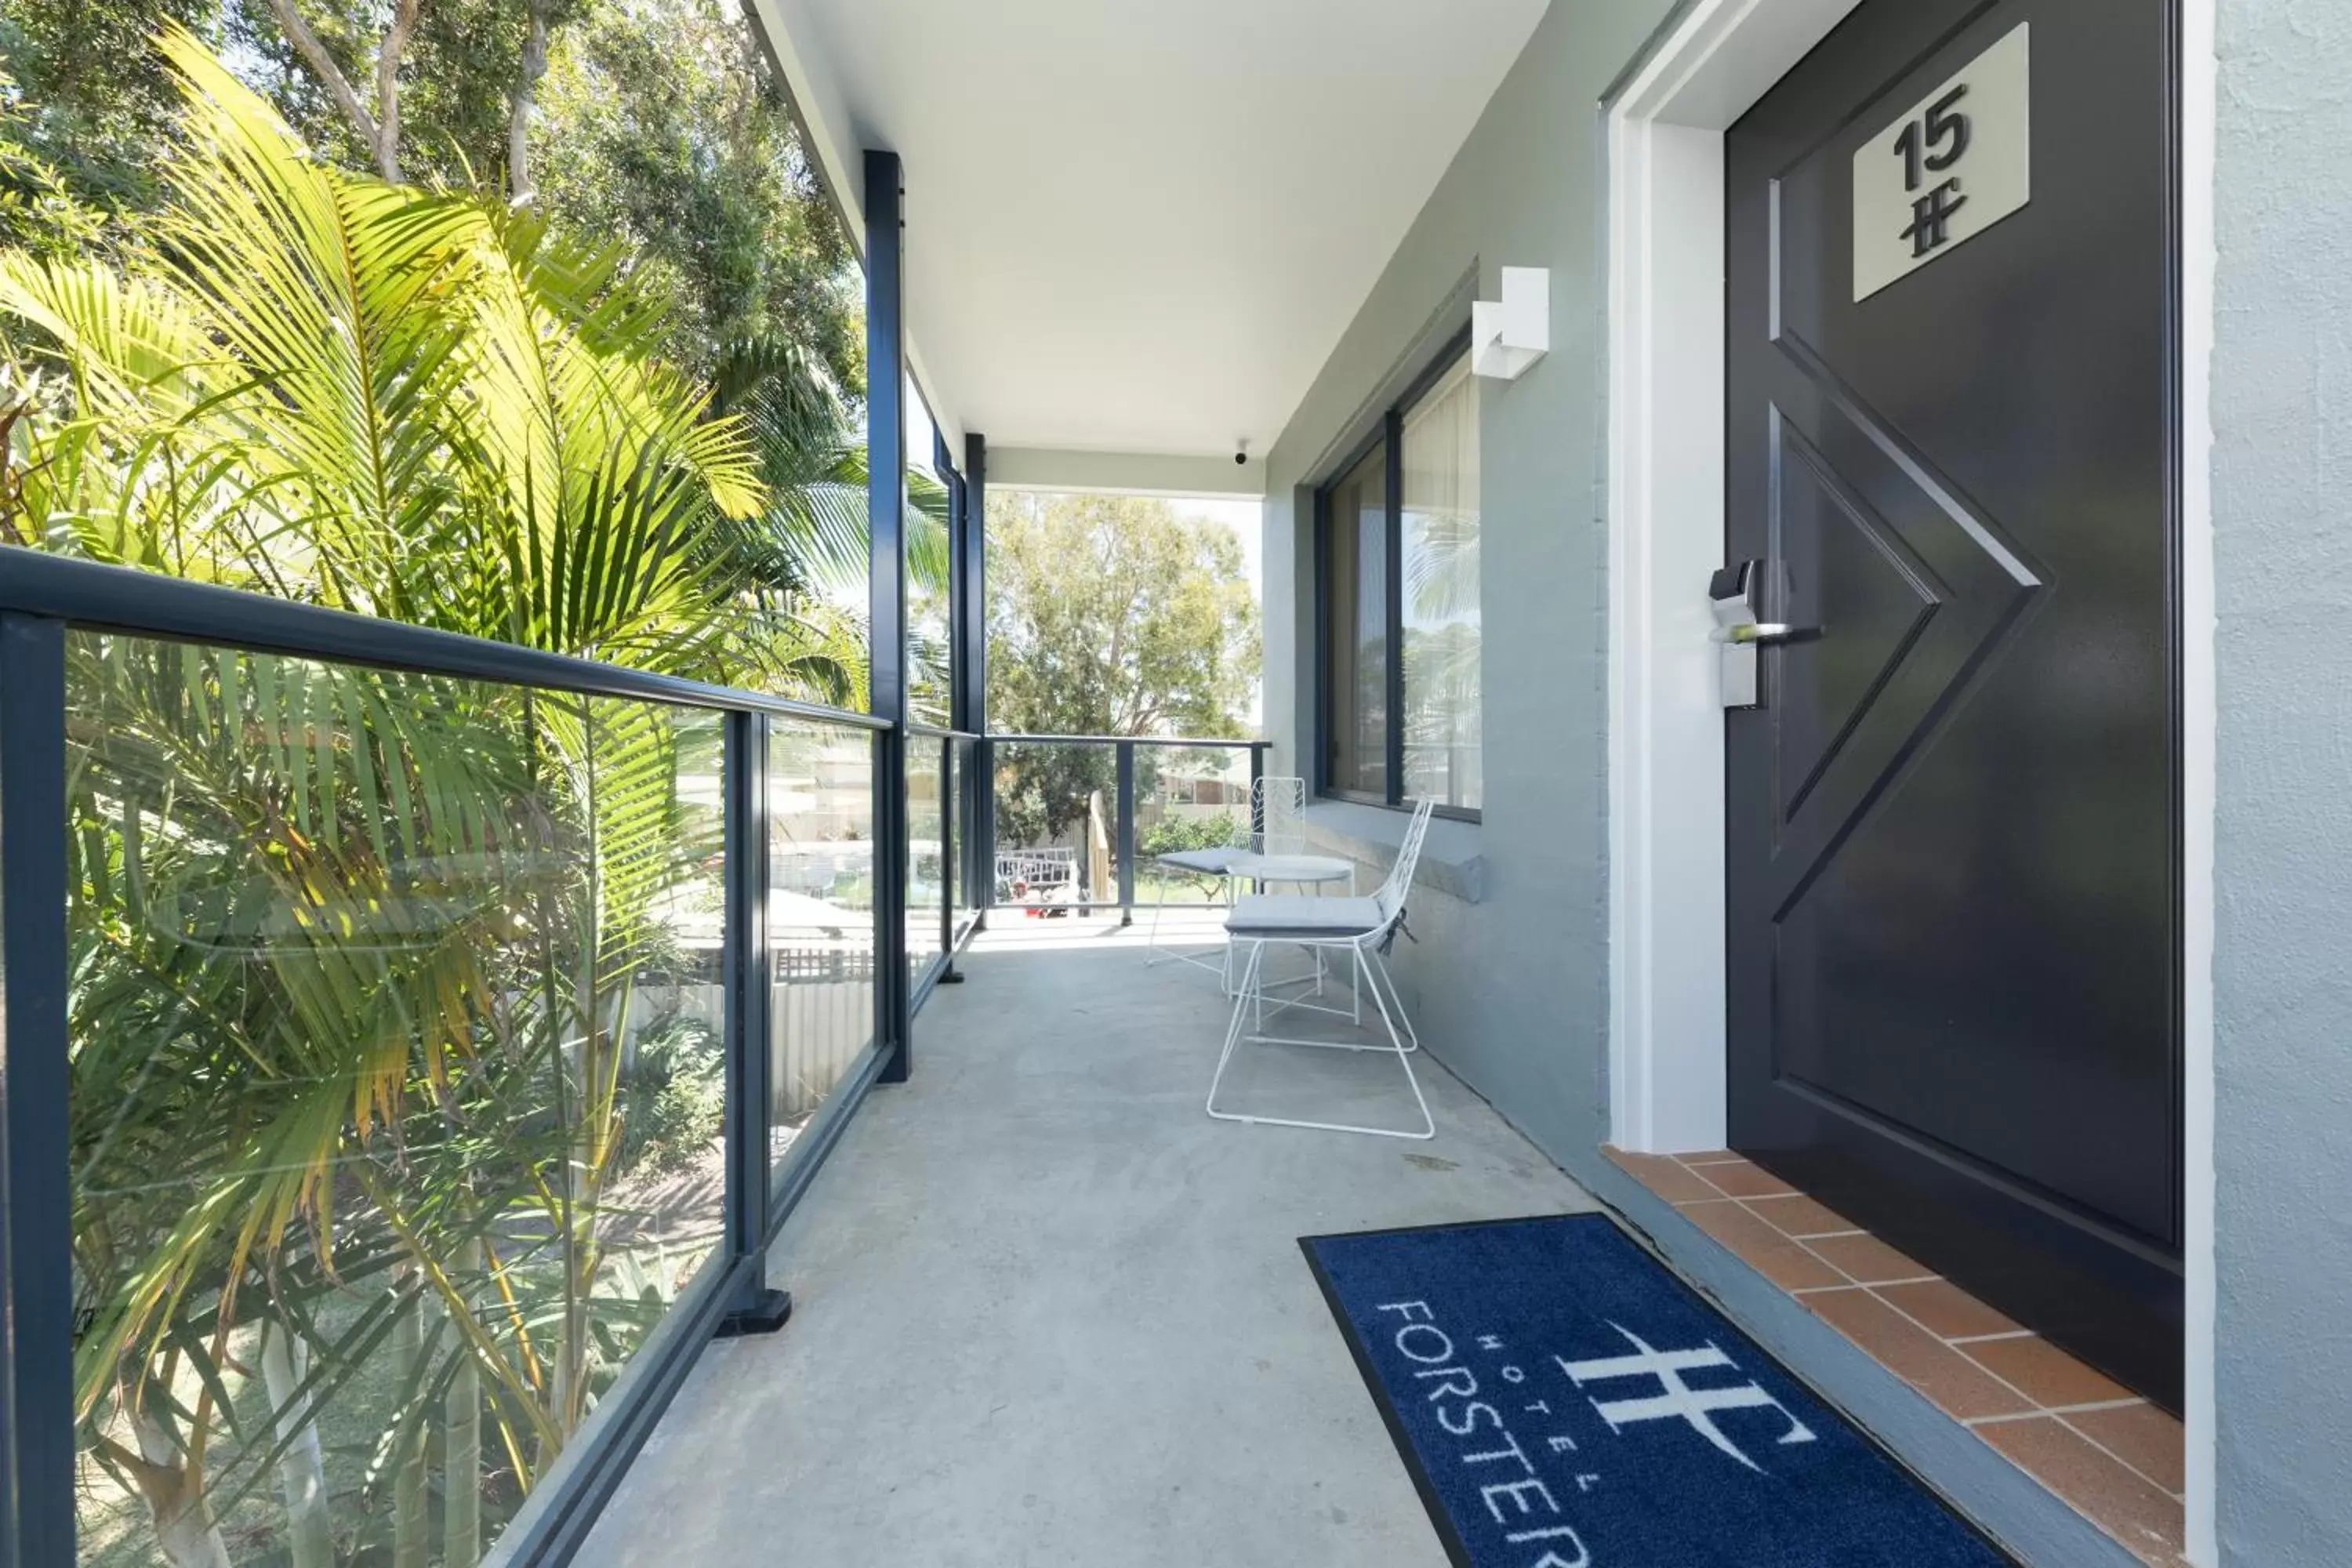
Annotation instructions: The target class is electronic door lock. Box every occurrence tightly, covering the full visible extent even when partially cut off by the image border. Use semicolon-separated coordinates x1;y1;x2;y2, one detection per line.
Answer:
1710;563;1820;707
1711;561;1766;709
1708;562;1816;708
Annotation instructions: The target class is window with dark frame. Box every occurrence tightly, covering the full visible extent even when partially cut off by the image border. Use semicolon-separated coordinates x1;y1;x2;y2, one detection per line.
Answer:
1316;336;1482;818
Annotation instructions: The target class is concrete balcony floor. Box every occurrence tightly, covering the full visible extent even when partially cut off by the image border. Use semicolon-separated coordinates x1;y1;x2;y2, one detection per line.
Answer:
576;910;1597;1566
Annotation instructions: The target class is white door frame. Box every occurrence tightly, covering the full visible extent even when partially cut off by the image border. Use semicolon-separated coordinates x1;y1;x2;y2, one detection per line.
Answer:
1599;2;2216;1561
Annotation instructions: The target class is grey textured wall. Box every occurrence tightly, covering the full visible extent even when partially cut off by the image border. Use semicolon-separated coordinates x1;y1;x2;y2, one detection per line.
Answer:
1264;0;2352;1559
1261;0;1675;1163
1254;0;2352;1559
2211;2;2352;1563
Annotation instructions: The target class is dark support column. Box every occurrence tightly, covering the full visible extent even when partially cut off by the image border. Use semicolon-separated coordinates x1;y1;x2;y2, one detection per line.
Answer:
0;613;73;1564
938;433;971;981
958;433;992;916
1116;740;1137;924
717;711;789;1336
866;148;912;1084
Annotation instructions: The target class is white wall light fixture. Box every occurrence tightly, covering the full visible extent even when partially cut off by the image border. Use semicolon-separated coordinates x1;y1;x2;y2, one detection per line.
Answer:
1471;266;1548;380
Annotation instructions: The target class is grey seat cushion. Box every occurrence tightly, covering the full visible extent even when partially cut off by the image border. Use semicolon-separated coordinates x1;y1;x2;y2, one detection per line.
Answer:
1225;893;1384;939
1158;846;1250;874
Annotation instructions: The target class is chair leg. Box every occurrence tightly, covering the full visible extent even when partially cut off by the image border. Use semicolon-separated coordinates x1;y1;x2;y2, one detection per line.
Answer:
1356;948;1436;1139
1145;868;1224;975
1365;946;1420;1053
1206;941;1267;1122
1210;938;1436;1140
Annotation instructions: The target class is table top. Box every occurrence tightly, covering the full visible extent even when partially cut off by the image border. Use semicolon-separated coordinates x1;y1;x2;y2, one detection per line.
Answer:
1228;852;1352;884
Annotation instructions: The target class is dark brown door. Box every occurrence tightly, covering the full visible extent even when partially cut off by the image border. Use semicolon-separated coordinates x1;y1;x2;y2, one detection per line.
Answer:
1725;0;2182;1408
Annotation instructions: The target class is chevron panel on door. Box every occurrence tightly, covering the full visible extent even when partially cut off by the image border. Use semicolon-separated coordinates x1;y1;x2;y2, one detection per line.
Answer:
1725;0;2182;1409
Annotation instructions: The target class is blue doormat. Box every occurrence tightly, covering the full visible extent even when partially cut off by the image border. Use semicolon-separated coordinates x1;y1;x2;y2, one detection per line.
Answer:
1301;1214;2012;1567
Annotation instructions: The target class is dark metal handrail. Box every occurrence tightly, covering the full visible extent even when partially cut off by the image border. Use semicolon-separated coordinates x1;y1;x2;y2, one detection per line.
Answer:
0;545;899;1568
0;548;891;729
978;733;1272;918
987;731;1270;750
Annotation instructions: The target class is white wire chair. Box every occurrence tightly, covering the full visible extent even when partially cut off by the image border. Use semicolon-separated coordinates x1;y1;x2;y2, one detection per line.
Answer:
1207;798;1436;1140
1144;775;1307;971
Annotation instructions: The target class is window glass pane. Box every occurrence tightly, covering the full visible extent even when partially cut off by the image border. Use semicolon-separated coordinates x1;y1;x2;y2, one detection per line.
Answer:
68;634;725;1566
1322;440;1388;795
1401;354;1482;811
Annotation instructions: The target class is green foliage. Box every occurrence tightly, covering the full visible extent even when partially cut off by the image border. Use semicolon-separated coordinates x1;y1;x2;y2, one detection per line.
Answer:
0;69;115;260
0;0;865;466
534;0;858;394
615;1014;728;1178
1141;813;1236;858
988;492;1260;844
0;0;216;214
0;7;901;1557
988;491;1259;738
5;36;771;1563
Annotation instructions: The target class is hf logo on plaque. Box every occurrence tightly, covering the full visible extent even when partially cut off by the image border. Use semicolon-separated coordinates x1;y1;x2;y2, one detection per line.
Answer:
1852;23;2031;302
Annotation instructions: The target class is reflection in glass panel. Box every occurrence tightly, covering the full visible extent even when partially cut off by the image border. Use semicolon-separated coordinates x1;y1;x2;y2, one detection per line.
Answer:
1322;441;1388;795
906;733;946;985
1400;354;1482;811
990;741;1110;910
905;378;954;731
67;635;724;1566
767;720;877;1175
949;737;982;947
1135;746;1254;906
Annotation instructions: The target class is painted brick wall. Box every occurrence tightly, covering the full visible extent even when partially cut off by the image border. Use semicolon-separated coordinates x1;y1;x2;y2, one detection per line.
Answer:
2210;2;2352;1563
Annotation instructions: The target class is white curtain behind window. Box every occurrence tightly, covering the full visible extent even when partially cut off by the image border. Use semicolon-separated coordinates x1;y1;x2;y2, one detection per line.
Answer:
1399;354;1481;811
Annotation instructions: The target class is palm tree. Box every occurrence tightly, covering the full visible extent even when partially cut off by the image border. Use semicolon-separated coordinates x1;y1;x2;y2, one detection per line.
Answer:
0;28;855;1564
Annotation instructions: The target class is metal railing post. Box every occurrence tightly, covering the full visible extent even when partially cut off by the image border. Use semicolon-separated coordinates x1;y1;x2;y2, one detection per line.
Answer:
0;613;74;1566
976;736;996;913
1116;739;1137;924
718;710;789;1335
938;735;964;982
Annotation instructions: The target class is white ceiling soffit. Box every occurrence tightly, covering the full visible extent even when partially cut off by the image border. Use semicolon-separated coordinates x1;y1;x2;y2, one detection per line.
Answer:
746;0;1548;463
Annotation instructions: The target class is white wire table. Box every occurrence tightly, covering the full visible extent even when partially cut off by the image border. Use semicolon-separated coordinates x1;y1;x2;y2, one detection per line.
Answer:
1218;851;1356;996
1226;852;1355;893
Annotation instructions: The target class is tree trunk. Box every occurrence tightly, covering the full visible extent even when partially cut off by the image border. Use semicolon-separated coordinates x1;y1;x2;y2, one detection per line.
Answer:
125;1412;234;1568
260;0;419;181
507;0;551;204
260;1323;336;1568
372;0;423;181
445;1236;484;1566
393;1283;431;1568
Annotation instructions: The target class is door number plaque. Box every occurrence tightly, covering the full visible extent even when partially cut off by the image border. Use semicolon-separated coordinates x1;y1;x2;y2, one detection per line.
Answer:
1852;23;2031;302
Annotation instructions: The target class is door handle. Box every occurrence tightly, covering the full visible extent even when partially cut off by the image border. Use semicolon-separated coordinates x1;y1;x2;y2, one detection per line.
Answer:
1710;622;1817;646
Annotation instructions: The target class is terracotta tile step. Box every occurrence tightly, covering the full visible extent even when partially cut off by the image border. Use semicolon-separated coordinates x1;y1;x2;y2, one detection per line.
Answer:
1604;1143;2188;1565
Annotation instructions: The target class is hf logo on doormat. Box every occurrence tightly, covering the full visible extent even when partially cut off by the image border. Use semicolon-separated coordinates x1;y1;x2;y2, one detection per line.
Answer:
1300;1215;2012;1566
